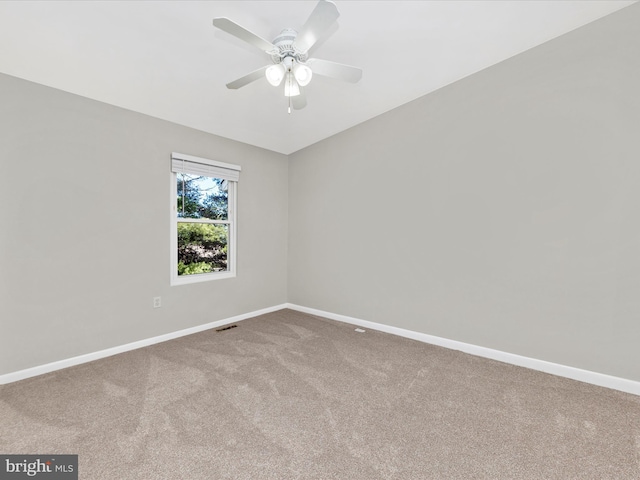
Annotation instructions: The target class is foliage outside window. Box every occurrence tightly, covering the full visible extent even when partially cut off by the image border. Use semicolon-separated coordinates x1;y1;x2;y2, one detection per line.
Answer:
177;174;229;275
171;153;240;285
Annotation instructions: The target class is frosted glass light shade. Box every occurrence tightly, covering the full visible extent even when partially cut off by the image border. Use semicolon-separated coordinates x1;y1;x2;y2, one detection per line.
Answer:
265;64;285;86
294;64;312;86
284;73;300;97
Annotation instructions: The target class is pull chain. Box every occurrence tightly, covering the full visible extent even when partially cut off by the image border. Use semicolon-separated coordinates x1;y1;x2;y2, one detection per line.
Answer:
288;72;292;114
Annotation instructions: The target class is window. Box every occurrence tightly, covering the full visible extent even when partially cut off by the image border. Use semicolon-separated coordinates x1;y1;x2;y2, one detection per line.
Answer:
170;152;241;285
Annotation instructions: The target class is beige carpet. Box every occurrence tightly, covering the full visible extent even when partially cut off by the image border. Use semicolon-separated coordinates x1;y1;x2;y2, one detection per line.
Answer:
1;309;639;479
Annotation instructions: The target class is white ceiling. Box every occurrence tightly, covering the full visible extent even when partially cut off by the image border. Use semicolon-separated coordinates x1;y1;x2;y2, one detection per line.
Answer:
0;1;634;155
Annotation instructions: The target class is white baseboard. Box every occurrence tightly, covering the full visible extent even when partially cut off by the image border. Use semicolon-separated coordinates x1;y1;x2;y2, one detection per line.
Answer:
0;304;288;385
4;302;639;397
285;303;640;397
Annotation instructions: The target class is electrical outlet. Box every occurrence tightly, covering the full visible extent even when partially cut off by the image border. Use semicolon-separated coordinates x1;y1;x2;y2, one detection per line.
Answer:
153;296;162;308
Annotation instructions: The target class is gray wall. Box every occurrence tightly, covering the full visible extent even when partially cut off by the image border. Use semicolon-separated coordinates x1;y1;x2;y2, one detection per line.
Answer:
0;74;288;375
288;4;640;381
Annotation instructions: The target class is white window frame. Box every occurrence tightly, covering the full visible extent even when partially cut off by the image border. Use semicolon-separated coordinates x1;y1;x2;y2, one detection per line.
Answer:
170;152;241;286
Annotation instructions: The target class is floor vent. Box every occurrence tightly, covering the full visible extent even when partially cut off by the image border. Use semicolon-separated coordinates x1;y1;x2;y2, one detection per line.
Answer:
216;324;238;332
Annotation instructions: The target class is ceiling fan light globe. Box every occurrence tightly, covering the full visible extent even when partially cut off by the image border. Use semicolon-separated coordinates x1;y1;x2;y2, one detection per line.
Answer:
294;64;313;87
265;64;285;86
284;73;300;97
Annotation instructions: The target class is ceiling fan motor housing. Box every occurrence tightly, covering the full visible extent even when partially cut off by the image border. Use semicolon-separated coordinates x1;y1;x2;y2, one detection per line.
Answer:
271;28;308;64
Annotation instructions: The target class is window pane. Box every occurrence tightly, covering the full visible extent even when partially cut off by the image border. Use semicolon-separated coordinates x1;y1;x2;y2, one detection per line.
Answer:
177;223;228;275
177;173;228;220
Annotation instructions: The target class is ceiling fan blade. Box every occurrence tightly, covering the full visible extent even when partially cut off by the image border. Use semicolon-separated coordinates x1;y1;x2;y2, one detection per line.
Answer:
307;58;362;83
292;0;340;54
213;17;276;53
226;65;269;89
307;21;339;57
292;87;307;110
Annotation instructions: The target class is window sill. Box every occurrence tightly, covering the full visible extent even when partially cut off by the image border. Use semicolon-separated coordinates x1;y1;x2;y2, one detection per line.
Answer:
171;271;236;286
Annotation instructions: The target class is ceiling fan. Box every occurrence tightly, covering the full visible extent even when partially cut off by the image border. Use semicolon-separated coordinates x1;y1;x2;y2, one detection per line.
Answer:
212;0;362;112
